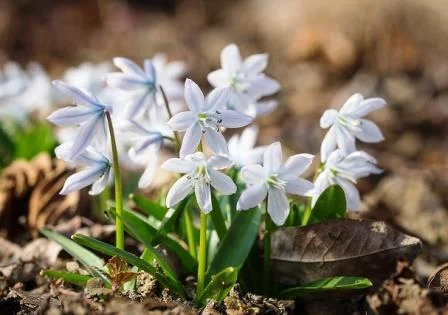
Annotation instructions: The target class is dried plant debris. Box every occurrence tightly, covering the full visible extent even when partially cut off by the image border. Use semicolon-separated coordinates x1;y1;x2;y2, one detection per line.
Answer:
0;153;79;241
367;261;448;314
224;285;295;315
270;219;422;289
427;263;448;294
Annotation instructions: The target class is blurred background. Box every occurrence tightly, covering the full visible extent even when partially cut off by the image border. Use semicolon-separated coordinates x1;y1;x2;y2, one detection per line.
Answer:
0;0;447;282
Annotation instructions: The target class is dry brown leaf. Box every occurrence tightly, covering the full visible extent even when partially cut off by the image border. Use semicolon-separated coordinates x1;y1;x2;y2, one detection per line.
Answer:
427;263;448;294
270;219;422;288
0;153;79;240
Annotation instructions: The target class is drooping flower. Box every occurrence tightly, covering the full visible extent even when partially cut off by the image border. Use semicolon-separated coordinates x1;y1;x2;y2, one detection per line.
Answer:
312;149;382;211
124;119;174;189
55;143;112;195
162;152;236;213
167;79;253;158
106;55;185;120
237;142;314;225
320;93;387;162
227;125;265;167
48;80;112;159
207;43;280;114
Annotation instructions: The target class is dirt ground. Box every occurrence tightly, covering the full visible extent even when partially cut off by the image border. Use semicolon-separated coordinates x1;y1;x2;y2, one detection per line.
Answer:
0;0;447;314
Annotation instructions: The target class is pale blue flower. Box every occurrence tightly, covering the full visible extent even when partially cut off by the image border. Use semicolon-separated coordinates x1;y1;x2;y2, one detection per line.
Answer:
320;93;387;162
237;142;314;225
162;152;236;213
56;143;112;195
168;79;253;158
227;125;265;167
48;80;111;159
312;149;382;210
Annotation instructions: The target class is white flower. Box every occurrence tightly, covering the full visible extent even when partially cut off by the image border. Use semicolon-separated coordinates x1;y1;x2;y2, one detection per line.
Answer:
48;80;111;159
162;152;236;213
312;149;382;211
63;61;112;97
207;43;280;114
320;93;387;162
56;143;112;195
168;79;253;158
227;125;265;167
106;55;185;120
125;119;174;189
237;142;314;225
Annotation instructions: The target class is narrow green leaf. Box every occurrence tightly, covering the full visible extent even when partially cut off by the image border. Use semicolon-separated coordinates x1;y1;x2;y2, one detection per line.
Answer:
206;208;261;281
40;229;110;286
210;194;227;240
107;207;197;274
130;194;167;220
71;233;185;298
13;122;57;160
41;269;92;287
196;267;238;306
305;185;346;225
277;276;372;299
151;197;188;244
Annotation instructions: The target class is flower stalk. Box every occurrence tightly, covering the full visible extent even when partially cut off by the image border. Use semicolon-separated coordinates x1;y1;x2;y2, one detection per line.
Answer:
159;85;181;150
196;211;208;296
263;207;273;295
106;112;125;250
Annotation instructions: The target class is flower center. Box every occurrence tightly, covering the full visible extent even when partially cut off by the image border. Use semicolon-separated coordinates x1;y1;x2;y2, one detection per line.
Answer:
197;111;223;132
338;114;362;132
267;175;287;190
230;72;250;93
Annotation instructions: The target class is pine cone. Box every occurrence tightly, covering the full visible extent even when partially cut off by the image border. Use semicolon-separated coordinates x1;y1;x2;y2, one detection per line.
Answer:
0;153;79;241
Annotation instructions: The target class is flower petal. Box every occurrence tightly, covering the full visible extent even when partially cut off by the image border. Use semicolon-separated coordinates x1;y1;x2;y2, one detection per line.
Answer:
60;166;104;195
264;142;283;174
256;100;278;117
218;110;253;128
311;171;331;207
243;53;268;74
247;76;280;99
209;169;236;195
89;168;112;195
167;111;195;131
106;73;148;90
180;122;201;158
349;97;386;118
69;114;103;159
239;164;268;184
47;106;99;127
236;183;267;210
336;125;356;156
207;69;229;88
207;155;233;169
280;153;315;178
206;87;229;111
184;79;204;113
285;178;314;197
203;128;228;155
221;44;242;75
166;175;194;208
239;125;258;149
320;126;337;163
52;80;99;108
162;158;195;173
195;178;212;213
320;109;338;129
267;187;289;226
340;93;364;115
334;178;361;211
113;57;146;78
355;119;384;143
124;89;155;119
138;154;158;189
143;59;156;81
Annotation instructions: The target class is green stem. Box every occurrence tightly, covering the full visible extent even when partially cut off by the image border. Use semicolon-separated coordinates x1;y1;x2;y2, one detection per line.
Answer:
183;207;197;258
196;212;208;296
302;163;323;226
159;85;181;150
263;207;273;296
106;113;125;250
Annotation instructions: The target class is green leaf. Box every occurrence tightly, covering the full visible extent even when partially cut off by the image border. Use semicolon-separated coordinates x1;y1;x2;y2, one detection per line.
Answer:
41;269;92;287
210;194;227;240
107;207;197;274
130;194;167;221
304;185;346;225
112;208;181;286
196;267;238;306
71;233;185;298
152;196;189;244
40;229;110;286
0;124;15;168
13;121;57;160
277;276;372;299
206;208;261;281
